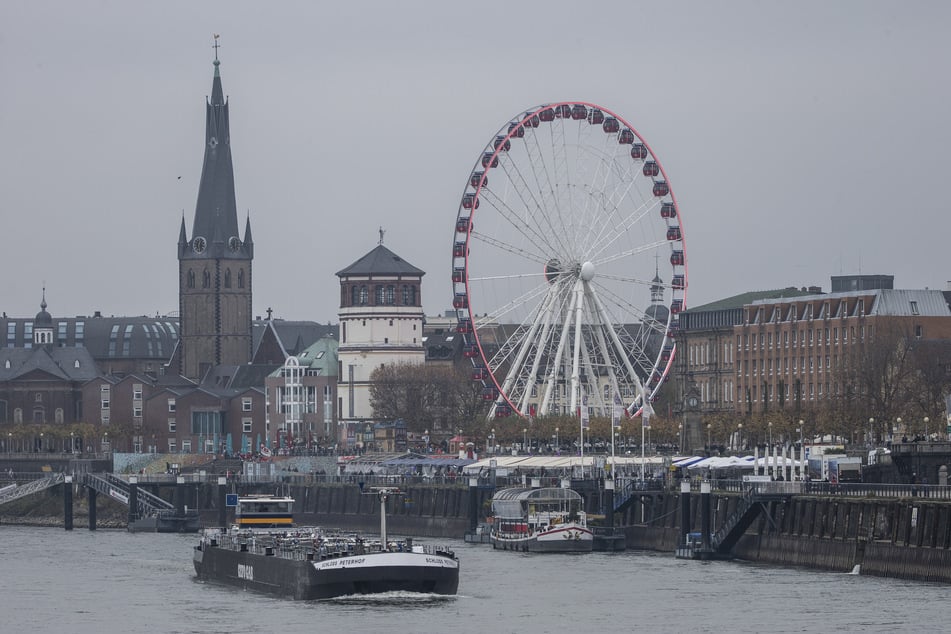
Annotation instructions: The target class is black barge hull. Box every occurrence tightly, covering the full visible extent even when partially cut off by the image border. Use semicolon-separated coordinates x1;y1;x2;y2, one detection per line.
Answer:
193;544;459;600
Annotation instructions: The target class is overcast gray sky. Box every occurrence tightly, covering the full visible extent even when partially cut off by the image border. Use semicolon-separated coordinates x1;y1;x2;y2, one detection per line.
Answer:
2;1;949;323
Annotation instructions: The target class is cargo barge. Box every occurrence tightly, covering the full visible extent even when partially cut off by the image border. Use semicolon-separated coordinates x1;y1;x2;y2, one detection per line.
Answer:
193;489;459;599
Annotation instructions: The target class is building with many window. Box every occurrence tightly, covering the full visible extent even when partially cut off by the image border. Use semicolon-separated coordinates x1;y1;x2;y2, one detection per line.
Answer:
673;276;951;451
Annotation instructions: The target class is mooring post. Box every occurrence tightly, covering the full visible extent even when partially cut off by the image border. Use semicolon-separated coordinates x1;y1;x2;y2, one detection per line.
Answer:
64;475;73;531
700;480;711;552
679;480;691;547
128;476;139;526
217;476;227;528
176;475;186;517
468;477;480;533
605;477;615;528
88;487;97;531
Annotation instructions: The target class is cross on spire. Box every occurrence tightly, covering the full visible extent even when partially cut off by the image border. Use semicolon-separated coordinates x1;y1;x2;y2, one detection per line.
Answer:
378;226;385;245
213;34;221;61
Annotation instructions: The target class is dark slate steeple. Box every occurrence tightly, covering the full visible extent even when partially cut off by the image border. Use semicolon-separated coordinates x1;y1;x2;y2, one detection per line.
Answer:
177;39;254;380
182;48;249;260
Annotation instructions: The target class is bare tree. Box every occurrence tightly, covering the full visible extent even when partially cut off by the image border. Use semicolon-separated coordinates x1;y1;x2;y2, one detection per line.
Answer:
369;362;486;436
838;318;918;442
906;339;951;436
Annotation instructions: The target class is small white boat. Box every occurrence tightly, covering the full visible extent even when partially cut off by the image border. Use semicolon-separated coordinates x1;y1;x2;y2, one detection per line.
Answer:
489;487;593;553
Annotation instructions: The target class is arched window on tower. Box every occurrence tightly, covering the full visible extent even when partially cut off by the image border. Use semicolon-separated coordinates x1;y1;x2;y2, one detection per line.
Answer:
224;269;232;289
385;285;395;305
187;270;196;289
202;269;211;288
359;285;368;305
351;285;359;306
375;285;385;305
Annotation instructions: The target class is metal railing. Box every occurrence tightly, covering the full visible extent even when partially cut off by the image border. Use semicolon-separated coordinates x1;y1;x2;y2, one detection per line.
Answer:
0;473;64;506
82;473;175;516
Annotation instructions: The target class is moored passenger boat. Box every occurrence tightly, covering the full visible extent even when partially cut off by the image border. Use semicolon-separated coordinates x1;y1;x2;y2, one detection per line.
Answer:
489;486;593;553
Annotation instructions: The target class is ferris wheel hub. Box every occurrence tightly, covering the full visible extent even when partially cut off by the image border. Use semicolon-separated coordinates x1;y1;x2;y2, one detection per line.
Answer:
580;261;595;281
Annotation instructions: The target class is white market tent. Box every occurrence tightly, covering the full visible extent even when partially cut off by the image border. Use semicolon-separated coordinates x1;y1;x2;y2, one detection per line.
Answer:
685;455;756;471
461;454;669;475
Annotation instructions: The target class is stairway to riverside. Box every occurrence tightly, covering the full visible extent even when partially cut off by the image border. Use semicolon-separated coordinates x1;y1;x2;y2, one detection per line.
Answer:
711;485;795;555
82;473;175;517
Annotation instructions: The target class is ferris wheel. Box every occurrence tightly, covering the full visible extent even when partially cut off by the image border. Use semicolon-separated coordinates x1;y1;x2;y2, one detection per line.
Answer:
451;102;687;421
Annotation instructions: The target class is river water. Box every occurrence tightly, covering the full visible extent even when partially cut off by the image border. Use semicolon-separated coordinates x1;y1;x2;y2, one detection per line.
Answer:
0;525;944;633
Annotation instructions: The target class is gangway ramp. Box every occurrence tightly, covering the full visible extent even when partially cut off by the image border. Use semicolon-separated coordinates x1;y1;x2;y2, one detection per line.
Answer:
0;474;65;506
82;473;175;517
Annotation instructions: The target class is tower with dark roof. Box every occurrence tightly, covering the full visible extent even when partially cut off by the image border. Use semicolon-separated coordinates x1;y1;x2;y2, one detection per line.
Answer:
33;289;54;347
178;48;253;380
335;235;425;428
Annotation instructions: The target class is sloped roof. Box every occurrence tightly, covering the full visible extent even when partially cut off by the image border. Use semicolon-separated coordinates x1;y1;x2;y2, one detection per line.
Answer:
252;319;337;359
335;244;424;278
0;314;179;361
0;346;99;382
871;289;951;316
687;288;818;313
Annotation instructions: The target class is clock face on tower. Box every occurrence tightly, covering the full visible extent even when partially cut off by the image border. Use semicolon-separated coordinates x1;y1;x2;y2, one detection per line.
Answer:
193;236;206;253
228;236;241;252
687;396;699;408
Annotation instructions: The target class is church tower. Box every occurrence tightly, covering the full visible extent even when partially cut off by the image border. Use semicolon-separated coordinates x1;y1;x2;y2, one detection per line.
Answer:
178;44;253;380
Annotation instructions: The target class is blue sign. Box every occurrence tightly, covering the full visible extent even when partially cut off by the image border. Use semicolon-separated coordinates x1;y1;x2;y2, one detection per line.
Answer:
225;494;238;507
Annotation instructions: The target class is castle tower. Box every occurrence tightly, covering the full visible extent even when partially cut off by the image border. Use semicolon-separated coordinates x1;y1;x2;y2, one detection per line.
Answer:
178;45;253;380
335;231;425;429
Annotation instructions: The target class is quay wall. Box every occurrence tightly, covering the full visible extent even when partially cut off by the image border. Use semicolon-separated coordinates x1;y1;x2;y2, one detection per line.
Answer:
622;491;951;584
8;473;951;583
192;482;491;539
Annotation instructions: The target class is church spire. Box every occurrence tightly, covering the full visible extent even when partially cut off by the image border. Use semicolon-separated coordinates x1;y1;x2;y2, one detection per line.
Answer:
187;37;244;260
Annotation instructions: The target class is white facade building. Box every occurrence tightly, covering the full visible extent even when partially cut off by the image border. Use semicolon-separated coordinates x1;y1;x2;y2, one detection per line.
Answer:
336;241;425;434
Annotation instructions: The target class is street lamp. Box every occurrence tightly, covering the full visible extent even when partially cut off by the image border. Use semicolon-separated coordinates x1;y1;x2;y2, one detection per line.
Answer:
797;419;804;452
869;417;875;447
70;431;75;454
555;427;559;453
39;432;44;453
7;432;11;454
924;417;930;440
737;423;743;452
896;417;902;443
488;428;495;455
768;421;773;448
646;425;652;454
522;428;527;454
706;423;711;449
677;423;683;453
